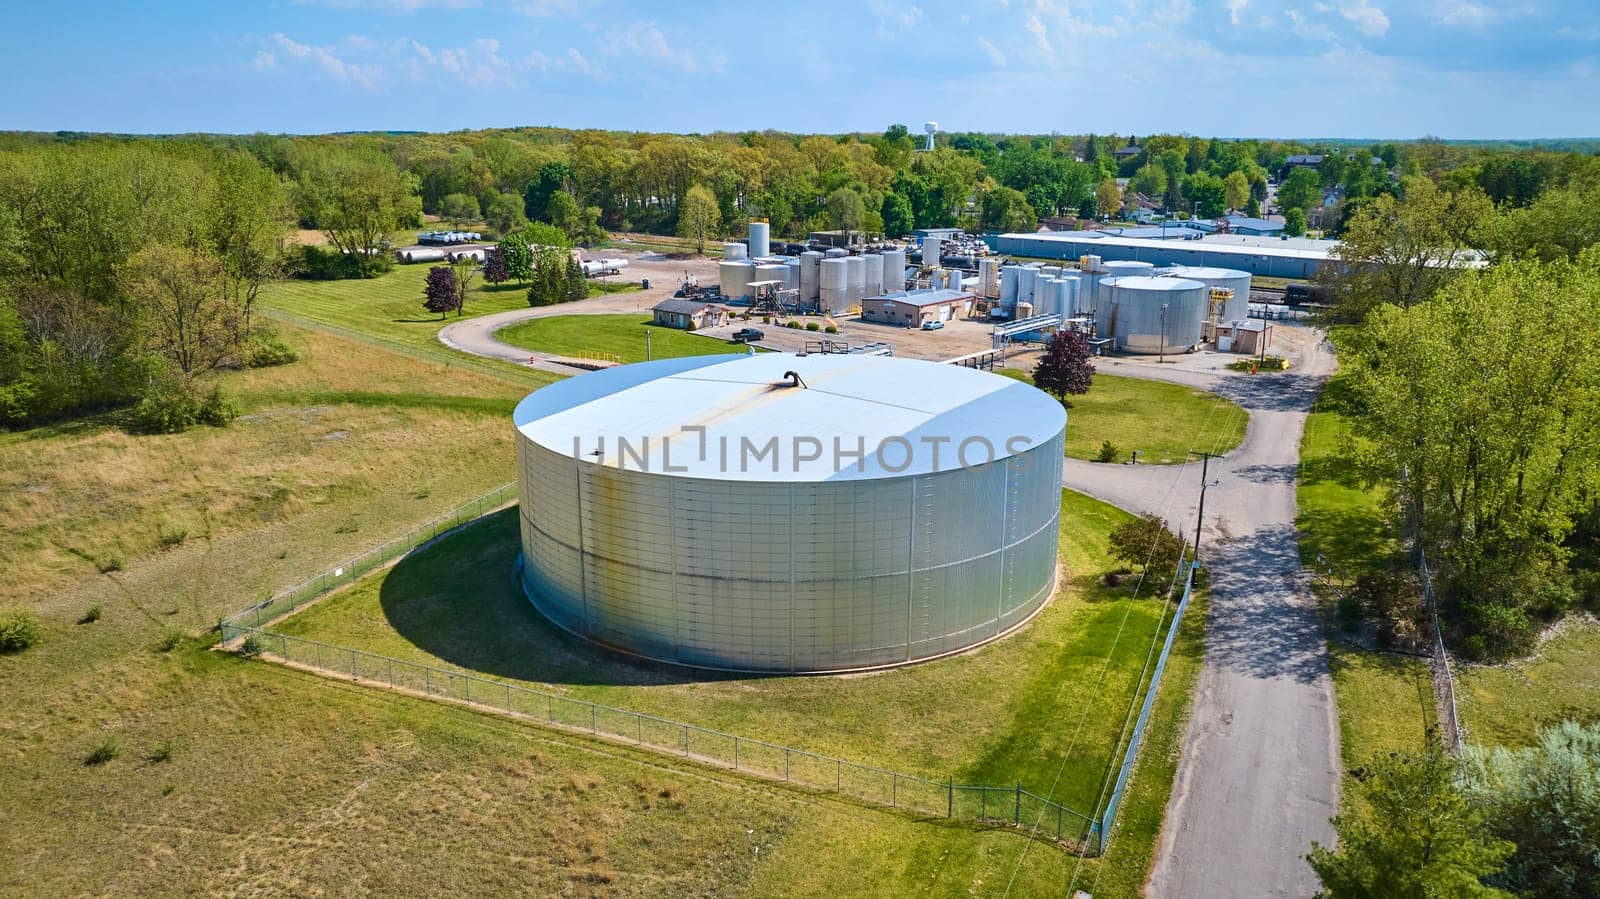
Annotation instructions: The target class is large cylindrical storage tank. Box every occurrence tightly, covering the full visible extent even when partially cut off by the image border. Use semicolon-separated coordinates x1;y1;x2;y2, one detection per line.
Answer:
923;237;941;266
1103;260;1155;278
1000;266;1019;305
881;248;907;291
1167;266;1252;325
845;255;865;303
863;253;884;298
719;260;754;300
1103;276;1208;354
819;257;849;313
1060;274;1082;317
748;221;770;258
825;247;849;258
513;354;1068;673
723;242;747;261
1017;266;1039;304
753;263;787;297
799;251;822;302
979;258;1000;297
783;258;801;292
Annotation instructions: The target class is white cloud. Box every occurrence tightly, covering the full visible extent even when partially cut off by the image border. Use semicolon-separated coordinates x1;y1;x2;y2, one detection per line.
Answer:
294;0;479;11
977;36;1008;67
1435;0;1493;27
1226;0;1248;26
870;0;923;37
1024;14;1053;53
262;33;382;90
522;47;606;78
1338;0;1390;36
602;22;716;74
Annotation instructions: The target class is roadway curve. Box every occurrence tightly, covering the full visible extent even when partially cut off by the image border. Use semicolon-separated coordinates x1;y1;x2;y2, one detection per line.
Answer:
1071;341;1341;897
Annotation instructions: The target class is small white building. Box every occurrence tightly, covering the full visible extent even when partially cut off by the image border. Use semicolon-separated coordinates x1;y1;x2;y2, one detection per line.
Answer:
651;299;728;331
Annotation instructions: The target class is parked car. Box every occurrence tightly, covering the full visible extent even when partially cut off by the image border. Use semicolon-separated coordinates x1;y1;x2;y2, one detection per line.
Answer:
920;319;945;331
731;327;765;343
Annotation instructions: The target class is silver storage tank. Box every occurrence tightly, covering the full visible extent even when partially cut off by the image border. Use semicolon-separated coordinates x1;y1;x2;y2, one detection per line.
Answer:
723;242;747;261
845;255;865;304
819;257;849;314
719;260;754;301
1102;276;1208;353
1102;259;1155;278
799;251;823;303
748;221;770;258
923;236;941;266
863;253;884;298
513;353;1066;673
1017;266;1039;304
1000;266;1019;305
1166;266;1252;326
880;248;907;291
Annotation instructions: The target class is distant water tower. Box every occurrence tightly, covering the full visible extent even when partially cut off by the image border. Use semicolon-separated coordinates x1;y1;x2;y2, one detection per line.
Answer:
922;121;938;151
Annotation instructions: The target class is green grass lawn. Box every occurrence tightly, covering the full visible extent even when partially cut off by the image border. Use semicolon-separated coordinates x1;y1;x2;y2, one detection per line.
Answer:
273;489;1181;842
998;368;1248;463
257;266;638;379
497;313;751;363
1457;621;1600;748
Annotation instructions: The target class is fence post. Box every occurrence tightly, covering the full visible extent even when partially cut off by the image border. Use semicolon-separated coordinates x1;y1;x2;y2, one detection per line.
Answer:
506;683;513;712
682;725;689;757
316;641;323;671
734;736;740;769
785;748;791;781
388;658;394;687
425;667;431;694
590;705;596;734
351;649;357;679
948;780;954;818
636;715;643;745
464;677;470;703
547;694;553;722
981;789;987;820
280;633;288;658
892;774;898;807
1015;785;1021;825
836;759;841;792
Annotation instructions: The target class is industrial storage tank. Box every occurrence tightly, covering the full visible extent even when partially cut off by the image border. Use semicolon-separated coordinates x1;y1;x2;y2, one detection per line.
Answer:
723;242;747;261
979;258;1000;298
513;353;1067;673
719;260;754;300
845;255;865;303
1102;276;1208;354
1000;266;1019;305
1060;273;1082;317
799;251;823;303
1017;266;1039;304
863;253;884;298
923;237;941;266
1166;266;1252;325
783;258;801;292
880;248;907;291
819;257;849;313
752;263;787;297
748;221;770;258
1102;260;1155;278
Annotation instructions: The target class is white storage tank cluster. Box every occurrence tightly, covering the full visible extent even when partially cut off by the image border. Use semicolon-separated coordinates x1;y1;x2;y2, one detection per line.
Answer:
719;260;754;300
846;255;865;304
723;242;747;261
753;262;787;293
1100;276;1208;354
923;236;941;266
1166;266;1252;325
863;253;884;298
799;251;822;304
881;247;908;292
513;353;1067;672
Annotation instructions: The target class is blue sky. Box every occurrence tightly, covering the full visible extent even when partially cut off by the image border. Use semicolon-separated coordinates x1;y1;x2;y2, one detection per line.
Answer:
2;0;1598;138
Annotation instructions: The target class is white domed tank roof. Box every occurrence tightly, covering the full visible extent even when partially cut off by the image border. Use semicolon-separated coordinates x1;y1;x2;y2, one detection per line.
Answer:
1166;266;1252;324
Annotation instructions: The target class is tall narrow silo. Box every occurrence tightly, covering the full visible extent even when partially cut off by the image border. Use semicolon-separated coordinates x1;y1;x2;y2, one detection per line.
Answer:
748;221;770;258
863;253;884;298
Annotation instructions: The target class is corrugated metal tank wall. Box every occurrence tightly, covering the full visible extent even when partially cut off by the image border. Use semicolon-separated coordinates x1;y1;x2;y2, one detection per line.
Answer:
1103;276;1208;353
516;429;1064;673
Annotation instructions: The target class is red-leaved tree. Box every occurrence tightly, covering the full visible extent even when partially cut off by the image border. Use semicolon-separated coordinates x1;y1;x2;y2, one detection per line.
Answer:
423;266;459;318
1033;329;1095;404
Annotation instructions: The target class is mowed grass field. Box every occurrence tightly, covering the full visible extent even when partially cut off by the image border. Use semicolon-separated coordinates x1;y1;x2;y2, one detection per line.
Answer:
1;295;1201;894
274;491;1178;833
998;368;1248;464
497;313;751;363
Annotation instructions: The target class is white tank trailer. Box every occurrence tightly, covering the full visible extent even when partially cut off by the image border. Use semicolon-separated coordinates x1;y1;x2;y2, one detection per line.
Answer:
1100;276;1208;354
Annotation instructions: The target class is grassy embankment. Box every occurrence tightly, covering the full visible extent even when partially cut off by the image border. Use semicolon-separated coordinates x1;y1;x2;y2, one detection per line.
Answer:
497;313;749;364
0;271;1203;895
998;368;1247;464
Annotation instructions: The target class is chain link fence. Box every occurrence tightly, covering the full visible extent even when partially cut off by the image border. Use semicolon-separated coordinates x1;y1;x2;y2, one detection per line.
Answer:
1417;549;1464;752
217;482;1204;855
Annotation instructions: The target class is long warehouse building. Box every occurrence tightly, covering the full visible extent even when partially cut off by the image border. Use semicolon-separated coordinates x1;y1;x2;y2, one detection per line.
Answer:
987;231;1337;279
513;353;1067;673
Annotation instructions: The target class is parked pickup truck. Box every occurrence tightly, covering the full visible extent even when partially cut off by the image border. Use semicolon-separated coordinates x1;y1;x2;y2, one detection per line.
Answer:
731;327;765;343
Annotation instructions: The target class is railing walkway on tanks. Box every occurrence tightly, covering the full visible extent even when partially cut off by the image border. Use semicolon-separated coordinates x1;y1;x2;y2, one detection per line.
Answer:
218;483;1203;856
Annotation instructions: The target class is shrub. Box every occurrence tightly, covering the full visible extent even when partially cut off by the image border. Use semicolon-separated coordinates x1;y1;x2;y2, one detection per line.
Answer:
806;322;821;332
1096;440;1120;463
686;320;698;331
239;634;264;658
96;553;123;573
296;245;370;280
0;609;42;653
157;519;188;548
1337;593;1363;629
1464;601;1537;659
1107;514;1187;592
241;329;298;368
197;385;238;427
131;377;201;434
78;604;102;625
146;741;173;763
84;736;121;766
155;628;184;653
1353;569;1426;649
786;320;802;329
824;325;838;334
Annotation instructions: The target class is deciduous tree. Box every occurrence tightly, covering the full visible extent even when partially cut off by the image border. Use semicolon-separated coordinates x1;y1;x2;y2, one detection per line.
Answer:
1095;178;1122;218
675;184;719;255
423;266;459;318
1032;329;1095;402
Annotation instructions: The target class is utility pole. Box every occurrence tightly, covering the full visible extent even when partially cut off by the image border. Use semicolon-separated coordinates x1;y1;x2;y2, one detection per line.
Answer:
1188;450;1223;560
1159;303;1169;364
645;328;653;361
